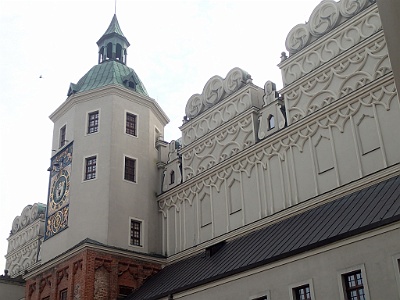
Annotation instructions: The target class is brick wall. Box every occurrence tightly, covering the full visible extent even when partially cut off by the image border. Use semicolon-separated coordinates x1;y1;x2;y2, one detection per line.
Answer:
25;248;161;300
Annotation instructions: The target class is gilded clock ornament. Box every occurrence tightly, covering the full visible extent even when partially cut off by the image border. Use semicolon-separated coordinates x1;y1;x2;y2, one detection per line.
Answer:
49;169;70;211
45;142;73;240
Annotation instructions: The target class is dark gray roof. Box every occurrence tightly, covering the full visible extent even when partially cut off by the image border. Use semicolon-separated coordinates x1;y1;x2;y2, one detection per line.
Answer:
128;174;400;300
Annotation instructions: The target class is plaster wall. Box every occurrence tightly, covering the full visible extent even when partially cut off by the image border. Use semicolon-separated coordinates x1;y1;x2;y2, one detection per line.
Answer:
42;93;114;262
43;87;167;262
107;94;164;254
377;0;400;92
173;225;400;300
0;281;25;300
158;2;400;256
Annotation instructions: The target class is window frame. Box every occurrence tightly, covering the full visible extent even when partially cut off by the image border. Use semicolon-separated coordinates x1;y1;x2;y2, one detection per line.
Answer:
249;290;270;300
129;217;143;247
59;124;67;148
337;264;370;300
289;279;315;300
84;155;97;181
87;110;100;135
393;253;400;298
59;289;67;300
123;156;137;183
125;111;138;137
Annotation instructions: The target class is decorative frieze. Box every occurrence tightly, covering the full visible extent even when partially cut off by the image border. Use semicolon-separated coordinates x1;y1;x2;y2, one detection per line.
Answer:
182;109;259;180
280;4;382;86
184;67;253;120
284;0;376;56
282;33;391;124
11;203;46;235
181;85;263;147
5;238;41;277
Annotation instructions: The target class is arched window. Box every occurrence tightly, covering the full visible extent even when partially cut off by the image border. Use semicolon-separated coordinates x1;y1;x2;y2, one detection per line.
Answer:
116;44;123;61
128;81;135;89
106;43;113;60
99;46;105;63
268;115;275;130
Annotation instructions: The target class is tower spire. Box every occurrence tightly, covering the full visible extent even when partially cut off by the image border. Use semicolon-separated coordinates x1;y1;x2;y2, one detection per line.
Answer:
97;14;129;64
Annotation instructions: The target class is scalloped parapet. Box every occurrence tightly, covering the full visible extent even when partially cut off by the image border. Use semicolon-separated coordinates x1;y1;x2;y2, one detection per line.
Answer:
10;203;46;235
6;203;46;277
184;68;252;120
285;0;376;56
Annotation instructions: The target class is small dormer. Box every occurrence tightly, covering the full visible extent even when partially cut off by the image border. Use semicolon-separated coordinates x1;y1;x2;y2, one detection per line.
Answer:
97;14;130;64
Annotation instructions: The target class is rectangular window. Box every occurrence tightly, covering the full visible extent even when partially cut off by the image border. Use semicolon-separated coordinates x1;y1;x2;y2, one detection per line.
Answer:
59;125;66;147
294;285;312;300
124;157;136;182
87;111;99;134
130;219;142;246
343;270;365;300
126;112;137;136
60;289;67;300
85;156;97;180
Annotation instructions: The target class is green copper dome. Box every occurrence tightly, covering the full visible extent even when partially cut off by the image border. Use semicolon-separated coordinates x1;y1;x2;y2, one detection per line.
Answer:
67;15;148;97
68;61;148;96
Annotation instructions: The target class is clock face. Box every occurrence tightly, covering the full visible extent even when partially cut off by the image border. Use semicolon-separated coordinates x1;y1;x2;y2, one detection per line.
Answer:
50;169;70;211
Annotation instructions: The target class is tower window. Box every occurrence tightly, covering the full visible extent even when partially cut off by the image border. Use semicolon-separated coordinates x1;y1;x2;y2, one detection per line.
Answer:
59;125;66;148
126;112;137;136
343;270;365;300
85;156;97;180
128;81;136;89
170;171;175;185
130;219;142;246
124;157;136;182
87;111;99;134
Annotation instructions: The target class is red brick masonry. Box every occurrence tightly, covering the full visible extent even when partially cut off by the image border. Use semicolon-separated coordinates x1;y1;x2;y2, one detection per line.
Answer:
25;248;161;300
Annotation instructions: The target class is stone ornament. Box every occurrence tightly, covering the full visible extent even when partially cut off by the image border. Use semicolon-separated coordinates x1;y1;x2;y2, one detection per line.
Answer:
185;67;251;120
285;0;375;55
203;76;224;108
280;6;381;86
284;33;390;123
11;203;46;235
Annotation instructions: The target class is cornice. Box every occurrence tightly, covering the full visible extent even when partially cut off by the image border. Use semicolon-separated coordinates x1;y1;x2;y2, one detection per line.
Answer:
49;85;169;125
25;240;167;279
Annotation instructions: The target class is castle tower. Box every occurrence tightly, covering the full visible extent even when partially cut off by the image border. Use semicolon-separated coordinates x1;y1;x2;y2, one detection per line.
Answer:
41;14;169;262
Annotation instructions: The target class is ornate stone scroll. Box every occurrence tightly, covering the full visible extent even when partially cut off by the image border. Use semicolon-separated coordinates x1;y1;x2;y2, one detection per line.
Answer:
184;67;251;120
11;203;46;235
285;0;376;55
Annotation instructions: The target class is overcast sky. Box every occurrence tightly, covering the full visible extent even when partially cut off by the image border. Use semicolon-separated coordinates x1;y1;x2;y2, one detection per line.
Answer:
0;0;322;273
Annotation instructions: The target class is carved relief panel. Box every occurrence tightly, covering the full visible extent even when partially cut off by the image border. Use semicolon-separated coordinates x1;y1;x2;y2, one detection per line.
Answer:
282;33;391;124
182;110;258;180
